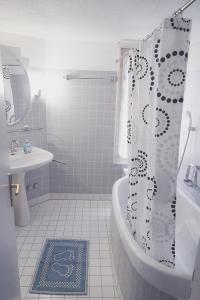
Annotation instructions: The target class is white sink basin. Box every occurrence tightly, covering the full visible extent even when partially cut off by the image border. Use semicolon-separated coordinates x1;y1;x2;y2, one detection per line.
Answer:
9;147;53;227
10;146;53;174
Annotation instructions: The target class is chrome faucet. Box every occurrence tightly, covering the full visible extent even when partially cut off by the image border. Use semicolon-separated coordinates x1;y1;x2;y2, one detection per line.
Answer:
184;163;194;187
10;139;19;154
193;165;200;188
184;164;200;189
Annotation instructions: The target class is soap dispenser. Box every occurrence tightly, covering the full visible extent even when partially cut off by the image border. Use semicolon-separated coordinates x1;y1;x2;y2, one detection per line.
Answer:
23;138;32;154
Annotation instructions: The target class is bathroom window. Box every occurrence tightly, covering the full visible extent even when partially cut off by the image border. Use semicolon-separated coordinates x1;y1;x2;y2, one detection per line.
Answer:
114;42;134;165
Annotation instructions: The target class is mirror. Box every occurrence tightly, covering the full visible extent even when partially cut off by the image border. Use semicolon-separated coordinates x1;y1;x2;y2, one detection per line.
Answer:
1;47;30;126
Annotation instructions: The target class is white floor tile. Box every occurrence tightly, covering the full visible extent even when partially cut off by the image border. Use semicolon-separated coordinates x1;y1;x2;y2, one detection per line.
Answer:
89;275;102;286
101;266;113;276
89;286;102;298
20;275;32;286
16;198;120;300
101;276;114;286
102;286;115;298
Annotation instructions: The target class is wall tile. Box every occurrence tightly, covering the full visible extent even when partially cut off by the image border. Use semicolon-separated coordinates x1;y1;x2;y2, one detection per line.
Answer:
8;69;122;198
47;70;122;194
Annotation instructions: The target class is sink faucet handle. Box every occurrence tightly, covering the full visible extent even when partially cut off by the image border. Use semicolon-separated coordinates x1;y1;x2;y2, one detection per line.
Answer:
10;139;19;153
11;139;19;145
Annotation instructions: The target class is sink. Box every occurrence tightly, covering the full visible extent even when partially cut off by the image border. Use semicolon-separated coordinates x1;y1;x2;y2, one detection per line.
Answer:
10;147;53;174
9;147;53;226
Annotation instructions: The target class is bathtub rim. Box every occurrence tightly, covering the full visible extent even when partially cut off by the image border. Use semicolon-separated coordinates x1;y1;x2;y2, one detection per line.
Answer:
112;175;192;299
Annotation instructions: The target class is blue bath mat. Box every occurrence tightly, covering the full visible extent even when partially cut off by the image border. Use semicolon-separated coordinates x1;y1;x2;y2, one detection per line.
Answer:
30;239;88;295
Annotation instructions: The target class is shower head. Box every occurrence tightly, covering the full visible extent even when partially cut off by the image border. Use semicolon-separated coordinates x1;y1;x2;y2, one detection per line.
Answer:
186;110;196;131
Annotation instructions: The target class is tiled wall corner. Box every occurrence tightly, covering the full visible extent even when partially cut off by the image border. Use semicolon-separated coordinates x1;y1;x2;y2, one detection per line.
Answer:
8;68;122;199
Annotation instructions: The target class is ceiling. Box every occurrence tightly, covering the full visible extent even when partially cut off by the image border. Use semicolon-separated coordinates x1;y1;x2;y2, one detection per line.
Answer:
0;0;199;43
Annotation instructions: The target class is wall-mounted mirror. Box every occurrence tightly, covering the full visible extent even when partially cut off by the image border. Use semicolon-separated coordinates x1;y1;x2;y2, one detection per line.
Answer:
1;47;30;126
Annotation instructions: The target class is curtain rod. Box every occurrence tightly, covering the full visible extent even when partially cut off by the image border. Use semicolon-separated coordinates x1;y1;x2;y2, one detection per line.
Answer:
143;0;195;41
173;0;196;16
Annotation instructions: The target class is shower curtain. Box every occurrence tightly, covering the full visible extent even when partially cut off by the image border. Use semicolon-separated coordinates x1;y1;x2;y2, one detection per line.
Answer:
3;66;15;124
127;17;191;267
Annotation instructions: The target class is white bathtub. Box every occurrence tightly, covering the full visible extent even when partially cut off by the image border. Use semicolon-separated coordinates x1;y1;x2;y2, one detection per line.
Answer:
111;176;200;300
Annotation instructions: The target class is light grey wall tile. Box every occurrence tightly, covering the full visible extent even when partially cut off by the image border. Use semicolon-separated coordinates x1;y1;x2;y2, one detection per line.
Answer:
8;69;122;198
47;70;122;194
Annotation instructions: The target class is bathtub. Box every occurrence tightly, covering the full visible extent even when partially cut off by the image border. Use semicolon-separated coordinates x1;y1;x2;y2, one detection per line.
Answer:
111;176;200;300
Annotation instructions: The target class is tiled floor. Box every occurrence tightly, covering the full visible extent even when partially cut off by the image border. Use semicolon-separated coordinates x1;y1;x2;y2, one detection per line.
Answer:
16;198;121;300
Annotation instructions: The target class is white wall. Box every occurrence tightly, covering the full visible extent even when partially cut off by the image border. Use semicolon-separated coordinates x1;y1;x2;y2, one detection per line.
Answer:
0;32;118;71
0;32;45;68
44;40;117;71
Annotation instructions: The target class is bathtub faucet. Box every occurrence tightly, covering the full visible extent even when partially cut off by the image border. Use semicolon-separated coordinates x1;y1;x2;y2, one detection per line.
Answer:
184;164;200;188
193;165;200;188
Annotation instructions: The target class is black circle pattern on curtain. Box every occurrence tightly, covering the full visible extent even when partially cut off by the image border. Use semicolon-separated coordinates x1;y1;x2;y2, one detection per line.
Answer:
142;104;149;125
136;150;148;177
168;68;185;86
129;150;148;186
142;234;151;252
2;67;10;79
149;67;155;92
127;193;138;234
157;50;188;104
128;121;138;144
171;195;176;218
129;167;138;186
145;176;157;230
131;75;136;92
155;107;170;137
128;55;133;73
9;115;15;123
171;240;176;259
170;17;191;32
127;17;191;267
134;52;149;80
142;105;171;137
159;260;175;268
165;177;178;222
154;39;161;64
5;100;11;112
127;120;131;144
146;176;157;201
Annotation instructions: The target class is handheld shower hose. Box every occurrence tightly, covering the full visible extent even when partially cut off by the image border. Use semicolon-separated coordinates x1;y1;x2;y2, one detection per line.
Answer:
177;111;196;175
